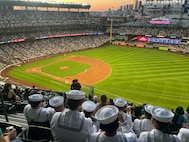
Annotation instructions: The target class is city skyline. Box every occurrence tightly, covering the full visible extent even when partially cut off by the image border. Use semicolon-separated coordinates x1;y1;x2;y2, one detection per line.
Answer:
57;0;135;11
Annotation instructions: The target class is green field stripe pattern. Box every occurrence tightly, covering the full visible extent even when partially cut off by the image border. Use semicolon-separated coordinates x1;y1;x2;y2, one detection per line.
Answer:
9;45;189;109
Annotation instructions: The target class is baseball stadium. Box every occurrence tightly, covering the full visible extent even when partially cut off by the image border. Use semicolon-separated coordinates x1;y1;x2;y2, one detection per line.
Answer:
0;0;189;141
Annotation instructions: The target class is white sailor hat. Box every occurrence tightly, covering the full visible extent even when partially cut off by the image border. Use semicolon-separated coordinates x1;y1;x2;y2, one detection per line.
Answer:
178;128;189;142
144;104;154;114
113;97;127;107
151;106;174;123
93;95;98;102
95;105;119;125
28;94;43;102
82;100;96;112
66;90;85;100
49;96;64;107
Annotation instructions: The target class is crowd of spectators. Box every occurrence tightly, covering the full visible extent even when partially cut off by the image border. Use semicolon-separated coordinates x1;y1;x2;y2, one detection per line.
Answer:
0;34;109;72
1;86;189;142
106;26;189;38
0;9;90;28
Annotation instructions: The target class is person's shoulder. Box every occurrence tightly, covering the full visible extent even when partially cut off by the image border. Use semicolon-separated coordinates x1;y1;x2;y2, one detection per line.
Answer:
89;131;101;140
44;107;55;112
133;118;141;123
139;130;149;137
24;104;31;109
51;112;62;122
122;131;138;142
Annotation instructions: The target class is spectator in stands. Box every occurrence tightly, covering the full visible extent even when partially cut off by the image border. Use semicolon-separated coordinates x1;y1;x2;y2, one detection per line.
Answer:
81;100;98;131
49;96;64;112
81;100;96;118
2;83;20;101
70;79;81;90
27;86;38;97
89;105;138;142
107;98;114;105
177;128;189;142
23;94;54;127
132;105;142;121
184;106;189;123
175;106;187;127
113;97;132;128
92;95;98;104
0;127;22;142
133;104;154;137
50;90;96;142
139;106;180;142
94;94;107;113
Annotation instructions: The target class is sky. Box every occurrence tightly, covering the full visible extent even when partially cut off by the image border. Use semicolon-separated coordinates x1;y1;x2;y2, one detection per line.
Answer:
57;0;134;11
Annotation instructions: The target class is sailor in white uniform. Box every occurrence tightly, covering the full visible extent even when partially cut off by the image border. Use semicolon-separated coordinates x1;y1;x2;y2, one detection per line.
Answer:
48;95;65;120
139;106;180;142
50;90;96;142
81;100;98;131
89;105;138;142
177;128;189;142
113;97;133;129
133;104;154;137
23;94;55;127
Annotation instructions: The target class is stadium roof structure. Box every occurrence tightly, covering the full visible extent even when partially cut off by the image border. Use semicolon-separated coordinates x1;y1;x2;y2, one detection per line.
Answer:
0;0;91;9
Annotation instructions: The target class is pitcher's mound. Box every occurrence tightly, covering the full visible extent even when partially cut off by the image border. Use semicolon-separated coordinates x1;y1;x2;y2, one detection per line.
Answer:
60;66;69;70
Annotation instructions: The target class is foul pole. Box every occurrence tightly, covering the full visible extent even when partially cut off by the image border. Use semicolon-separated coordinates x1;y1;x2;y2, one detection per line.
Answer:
109;18;113;44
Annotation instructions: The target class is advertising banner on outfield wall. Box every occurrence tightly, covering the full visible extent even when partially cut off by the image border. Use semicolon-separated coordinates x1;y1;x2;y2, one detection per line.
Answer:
159;46;169;51
137;36;148;42
148;38;181;44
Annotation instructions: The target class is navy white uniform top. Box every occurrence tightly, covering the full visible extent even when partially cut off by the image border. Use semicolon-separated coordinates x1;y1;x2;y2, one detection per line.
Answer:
24;104;55;123
133;118;154;137
117;111;133;132
50;109;96;142
139;129;180;142
89;131;138;142
119;111;132;127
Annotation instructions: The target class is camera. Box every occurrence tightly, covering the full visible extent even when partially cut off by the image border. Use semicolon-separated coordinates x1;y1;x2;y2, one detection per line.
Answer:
6;126;14;132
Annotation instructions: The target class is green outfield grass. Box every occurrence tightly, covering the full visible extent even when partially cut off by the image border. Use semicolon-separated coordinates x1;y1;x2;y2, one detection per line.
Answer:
8;45;189;109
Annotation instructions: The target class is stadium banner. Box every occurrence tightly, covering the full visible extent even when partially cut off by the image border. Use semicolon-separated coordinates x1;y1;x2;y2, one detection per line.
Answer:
137;36;148;42
148;37;181;44
150;17;170;25
159;46;169;51
136;44;145;48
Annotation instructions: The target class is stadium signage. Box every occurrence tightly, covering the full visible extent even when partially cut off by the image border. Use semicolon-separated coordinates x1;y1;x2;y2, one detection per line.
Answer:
0;32;104;45
148;38;181;44
150;17;170;25
137;36;148;42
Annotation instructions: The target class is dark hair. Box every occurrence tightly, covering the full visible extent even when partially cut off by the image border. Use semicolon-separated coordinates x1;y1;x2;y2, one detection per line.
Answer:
187;106;189;113
100;95;107;103
67;99;82;110
100;118;119;133
2;83;12;94
134;106;142;118
175;106;184;115
156;119;173;134
83;110;93;118
144;111;152;119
